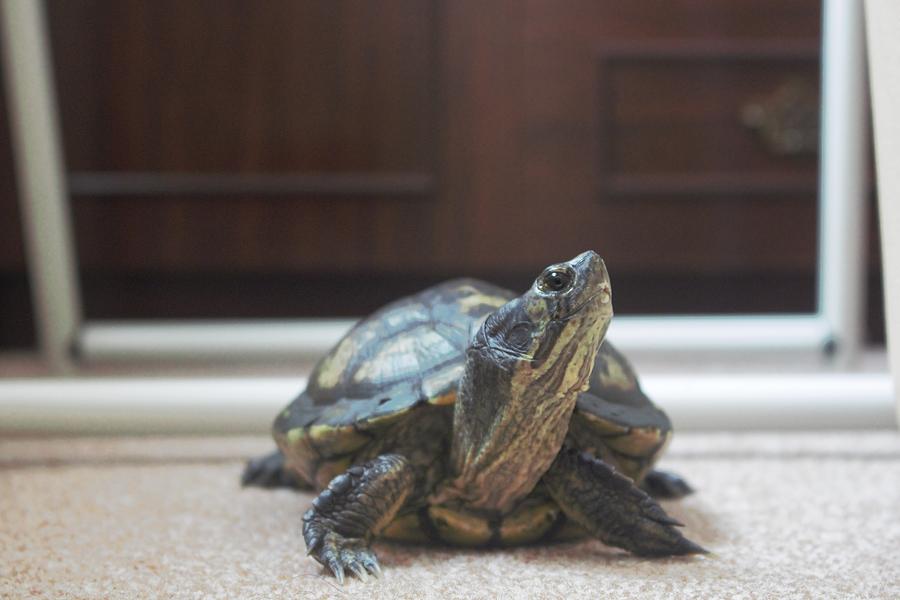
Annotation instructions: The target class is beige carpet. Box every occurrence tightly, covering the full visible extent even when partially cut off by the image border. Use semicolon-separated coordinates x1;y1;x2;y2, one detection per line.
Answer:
2;432;899;599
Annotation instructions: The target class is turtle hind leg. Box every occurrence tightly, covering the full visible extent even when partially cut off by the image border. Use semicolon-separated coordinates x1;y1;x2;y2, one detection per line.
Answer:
543;448;706;557
303;454;415;583
241;449;308;490
641;469;694;499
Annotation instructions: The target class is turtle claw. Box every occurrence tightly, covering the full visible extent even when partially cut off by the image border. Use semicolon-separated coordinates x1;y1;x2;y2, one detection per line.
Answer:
308;530;381;584
326;556;345;585
362;554;383;579
346;559;369;582
299;455;414;582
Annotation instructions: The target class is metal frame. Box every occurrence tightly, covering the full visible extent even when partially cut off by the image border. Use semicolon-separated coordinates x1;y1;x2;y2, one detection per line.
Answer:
1;0;871;367
817;0;870;364
867;0;900;426
0;0;81;373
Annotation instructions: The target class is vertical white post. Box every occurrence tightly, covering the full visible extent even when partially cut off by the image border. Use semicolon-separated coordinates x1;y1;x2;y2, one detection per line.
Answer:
865;0;900;425
0;0;81;372
817;0;869;364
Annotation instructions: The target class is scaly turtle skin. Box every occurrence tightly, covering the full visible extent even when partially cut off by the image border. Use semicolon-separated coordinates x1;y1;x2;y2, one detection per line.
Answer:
243;251;703;582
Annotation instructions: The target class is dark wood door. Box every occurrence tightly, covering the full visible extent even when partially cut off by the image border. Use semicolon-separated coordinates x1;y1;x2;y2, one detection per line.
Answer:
0;0;884;349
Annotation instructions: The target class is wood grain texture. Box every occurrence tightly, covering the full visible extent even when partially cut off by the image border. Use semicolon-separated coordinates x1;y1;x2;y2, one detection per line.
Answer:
3;0;887;351
49;0;435;173
47;0;440;272
436;0;824;271
41;0;827;273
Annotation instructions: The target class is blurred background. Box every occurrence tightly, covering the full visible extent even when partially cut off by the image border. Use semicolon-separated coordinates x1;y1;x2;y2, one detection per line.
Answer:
0;0;885;365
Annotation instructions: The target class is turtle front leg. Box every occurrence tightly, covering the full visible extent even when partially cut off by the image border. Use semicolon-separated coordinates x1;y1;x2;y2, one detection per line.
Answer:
543;447;706;557
303;454;414;583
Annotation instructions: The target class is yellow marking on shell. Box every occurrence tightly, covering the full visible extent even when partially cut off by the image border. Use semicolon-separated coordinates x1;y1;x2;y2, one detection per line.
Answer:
352;336;418;384
422;362;464;402
428;506;492;546
598;356;635;391
286;427;305;446
575;409;630;436
352;326;458;386
456;293;510;314
413;329;459;362
380;301;429;328
276;428;318;485
308;423;369;456
603;426;663;458
315;317;390;389
427;390;457;406
499;501;560;546
315;456;351;490
358;409;408;430
380;513;430;543
315;336;356;389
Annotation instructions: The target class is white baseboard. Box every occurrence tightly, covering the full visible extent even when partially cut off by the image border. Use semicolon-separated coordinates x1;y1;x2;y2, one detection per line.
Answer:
0;372;894;434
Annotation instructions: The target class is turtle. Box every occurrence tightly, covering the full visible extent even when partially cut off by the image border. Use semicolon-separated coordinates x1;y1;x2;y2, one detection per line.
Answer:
242;250;704;583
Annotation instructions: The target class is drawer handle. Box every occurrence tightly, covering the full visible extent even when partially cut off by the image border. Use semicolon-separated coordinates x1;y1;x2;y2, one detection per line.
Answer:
740;79;820;156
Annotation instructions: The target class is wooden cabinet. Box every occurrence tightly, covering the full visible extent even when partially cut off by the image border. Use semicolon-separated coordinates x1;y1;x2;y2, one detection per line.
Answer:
2;0;883;348
51;0;439;272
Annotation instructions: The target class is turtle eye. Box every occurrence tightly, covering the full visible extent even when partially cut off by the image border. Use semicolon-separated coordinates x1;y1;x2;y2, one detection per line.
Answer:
537;267;575;294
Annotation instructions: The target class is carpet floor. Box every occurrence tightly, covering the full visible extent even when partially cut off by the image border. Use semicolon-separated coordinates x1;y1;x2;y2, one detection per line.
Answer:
2;432;899;599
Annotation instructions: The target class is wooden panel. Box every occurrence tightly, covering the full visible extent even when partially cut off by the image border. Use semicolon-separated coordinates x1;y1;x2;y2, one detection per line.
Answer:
68;172;433;197
41;0;826;275
593;194;817;272
602;43;819;177
71;195;435;271
518;0;821;41
438;0;823;273
587;41;821;272
45;0;440;272
48;0;436;173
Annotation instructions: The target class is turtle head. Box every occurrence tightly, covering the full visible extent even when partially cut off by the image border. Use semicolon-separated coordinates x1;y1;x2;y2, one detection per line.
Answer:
444;251;613;512
479;250;612;366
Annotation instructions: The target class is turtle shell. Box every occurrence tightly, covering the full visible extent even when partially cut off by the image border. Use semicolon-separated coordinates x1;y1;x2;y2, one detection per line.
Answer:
274;278;672;488
569;342;673;481
273;279;514;487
